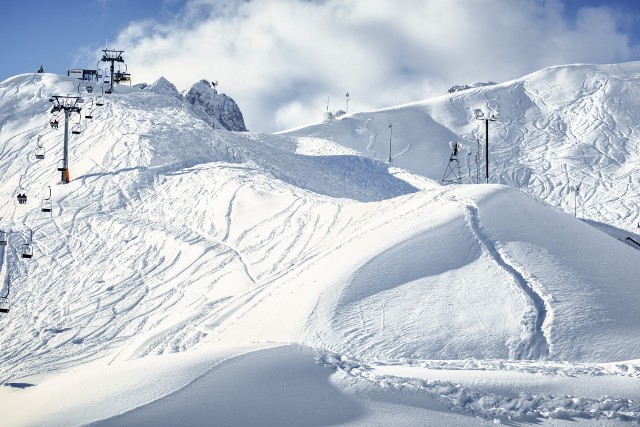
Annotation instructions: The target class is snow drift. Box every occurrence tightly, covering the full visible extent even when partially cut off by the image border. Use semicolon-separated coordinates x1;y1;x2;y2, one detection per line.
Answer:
1;63;640;425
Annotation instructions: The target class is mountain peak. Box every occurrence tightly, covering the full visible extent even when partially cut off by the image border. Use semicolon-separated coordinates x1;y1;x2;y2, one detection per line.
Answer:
183;80;247;131
148;77;181;98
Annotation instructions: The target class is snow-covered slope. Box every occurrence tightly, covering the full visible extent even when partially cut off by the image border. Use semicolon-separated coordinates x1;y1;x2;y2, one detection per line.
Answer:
1;70;640;426
283;62;640;238
136;77;247;131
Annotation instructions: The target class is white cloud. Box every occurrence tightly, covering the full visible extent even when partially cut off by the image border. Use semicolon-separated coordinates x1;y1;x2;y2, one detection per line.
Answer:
110;0;639;132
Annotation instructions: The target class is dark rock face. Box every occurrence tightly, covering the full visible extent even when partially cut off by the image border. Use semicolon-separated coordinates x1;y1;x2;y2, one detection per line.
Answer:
183;80;247;131
142;78;248;131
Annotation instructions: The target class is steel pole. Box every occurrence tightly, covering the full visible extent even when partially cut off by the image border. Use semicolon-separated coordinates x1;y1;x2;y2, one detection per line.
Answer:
485;119;489;183
109;60;115;94
62;109;70;183
388;125;392;163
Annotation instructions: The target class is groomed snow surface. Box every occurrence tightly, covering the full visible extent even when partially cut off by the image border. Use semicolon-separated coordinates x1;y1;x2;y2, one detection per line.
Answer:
0;67;639;425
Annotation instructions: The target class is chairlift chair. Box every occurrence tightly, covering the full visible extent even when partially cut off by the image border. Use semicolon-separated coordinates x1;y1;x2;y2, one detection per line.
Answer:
0;229;7;245
16;176;28;204
96;97;104;106
41;199;52;213
72;123;81;135
57;159;67;172
0;297;9;314
85;99;94;119
21;244;33;259
21;229;33;259
35;146;45;160
41;186;52;213
120;73;131;85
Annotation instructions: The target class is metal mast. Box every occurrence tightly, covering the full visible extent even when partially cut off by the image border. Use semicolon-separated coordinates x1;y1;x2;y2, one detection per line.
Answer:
474;109;498;184
100;49;125;94
388;124;393;163
49;96;82;183
441;141;463;184
211;81;218;129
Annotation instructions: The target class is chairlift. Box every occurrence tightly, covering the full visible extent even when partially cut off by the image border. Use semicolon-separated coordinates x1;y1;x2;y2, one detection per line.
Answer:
119;73;131;85
21;229;33;259
85;99;94;119
21;244;33;259
41;186;52;213
0;228;7;246
16;176;28;204
50;118;59;129
0;297;9;314
72;122;81;135
57;159;67;172
35;135;45;159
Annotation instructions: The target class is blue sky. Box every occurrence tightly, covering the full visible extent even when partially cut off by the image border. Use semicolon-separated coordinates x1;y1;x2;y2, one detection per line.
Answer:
0;0;186;79
2;0;640;131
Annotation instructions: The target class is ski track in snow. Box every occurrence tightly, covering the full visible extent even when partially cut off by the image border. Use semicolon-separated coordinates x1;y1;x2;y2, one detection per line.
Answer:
1;70;640;425
463;202;549;360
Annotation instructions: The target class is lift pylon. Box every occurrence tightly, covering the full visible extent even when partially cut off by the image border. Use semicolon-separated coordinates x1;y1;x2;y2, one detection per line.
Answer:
49;95;82;183
441;141;464;185
100;49;125;94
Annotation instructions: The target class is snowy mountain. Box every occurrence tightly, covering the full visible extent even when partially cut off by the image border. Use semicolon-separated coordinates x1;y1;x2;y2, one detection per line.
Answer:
0;66;639;426
136;77;247;131
183;79;247;131
283;62;640;239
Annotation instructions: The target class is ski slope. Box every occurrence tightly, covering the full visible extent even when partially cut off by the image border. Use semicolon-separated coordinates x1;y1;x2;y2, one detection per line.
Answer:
0;69;639;425
283;62;640;238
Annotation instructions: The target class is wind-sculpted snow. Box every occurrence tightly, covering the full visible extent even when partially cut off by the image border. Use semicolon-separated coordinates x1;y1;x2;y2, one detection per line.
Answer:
0;73;418;384
284;62;640;236
320;352;640;423
463;203;549;360
1;69;640;425
458;185;640;362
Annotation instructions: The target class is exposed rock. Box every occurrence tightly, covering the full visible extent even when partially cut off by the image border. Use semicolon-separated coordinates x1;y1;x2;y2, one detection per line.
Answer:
183;80;247;131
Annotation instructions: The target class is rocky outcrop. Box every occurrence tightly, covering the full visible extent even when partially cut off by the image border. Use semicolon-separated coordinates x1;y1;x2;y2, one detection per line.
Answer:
183;80;247;131
141;78;248;131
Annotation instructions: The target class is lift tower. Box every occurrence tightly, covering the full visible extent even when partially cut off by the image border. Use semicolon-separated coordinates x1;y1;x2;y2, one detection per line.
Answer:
49;95;82;183
100;49;125;94
441;141;463;184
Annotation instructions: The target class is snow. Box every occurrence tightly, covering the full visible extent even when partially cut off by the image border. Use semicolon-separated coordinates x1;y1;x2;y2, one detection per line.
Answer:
1;64;640;426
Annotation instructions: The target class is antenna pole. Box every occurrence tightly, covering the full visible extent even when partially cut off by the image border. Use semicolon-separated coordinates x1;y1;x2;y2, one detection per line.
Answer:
485;119;489;183
388;124;392;163
211;81;218;129
474;109;498;184
476;137;480;184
